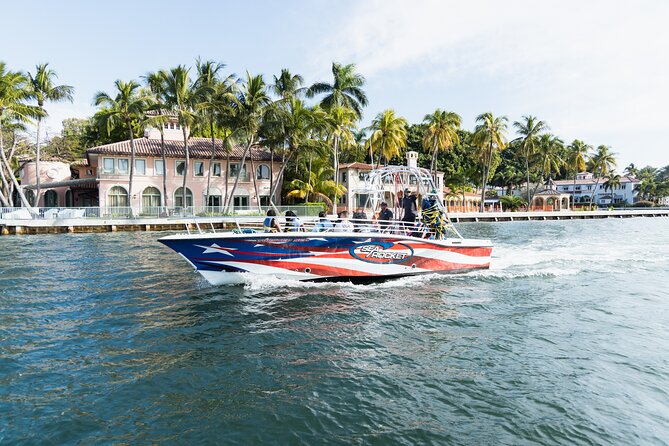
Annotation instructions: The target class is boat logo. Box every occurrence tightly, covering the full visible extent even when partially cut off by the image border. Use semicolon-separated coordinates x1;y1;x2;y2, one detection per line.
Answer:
349;242;414;264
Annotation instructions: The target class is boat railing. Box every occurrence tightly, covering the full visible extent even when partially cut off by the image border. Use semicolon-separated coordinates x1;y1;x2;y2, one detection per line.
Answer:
185;215;462;240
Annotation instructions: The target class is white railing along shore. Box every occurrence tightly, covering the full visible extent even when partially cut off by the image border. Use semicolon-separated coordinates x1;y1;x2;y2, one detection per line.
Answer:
0;205;327;221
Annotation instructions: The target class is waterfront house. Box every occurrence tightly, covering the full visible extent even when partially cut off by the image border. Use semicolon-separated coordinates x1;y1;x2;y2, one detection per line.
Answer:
18;117;282;214
552;172;639;205
509;172;640;207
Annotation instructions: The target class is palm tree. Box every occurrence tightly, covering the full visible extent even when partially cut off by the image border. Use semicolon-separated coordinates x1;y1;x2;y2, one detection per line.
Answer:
226;72;271;212
93;80;150;216
326;105;357;213
286;161;345;212
366;109;408;168
623;163;638;177
0;119;31;207
307;62;368;119
530;134;565;202
473;112;508;212
195;59;237;210
264;99;328;207
0;63;46;209
27;63;74;206
271;68;305;102
513;115;547;204
604;171;622;206
499;195;527;212
142;70;170;210
422;109;461;181
587;145;617;209
565;140;591;209
162;65;208;210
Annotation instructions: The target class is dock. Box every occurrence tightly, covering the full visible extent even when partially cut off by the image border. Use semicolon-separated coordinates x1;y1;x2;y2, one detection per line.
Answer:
1;208;667;236
447;209;669;223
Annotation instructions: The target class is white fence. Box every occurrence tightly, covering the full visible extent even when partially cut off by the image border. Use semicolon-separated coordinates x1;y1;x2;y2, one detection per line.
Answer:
0;205;326;221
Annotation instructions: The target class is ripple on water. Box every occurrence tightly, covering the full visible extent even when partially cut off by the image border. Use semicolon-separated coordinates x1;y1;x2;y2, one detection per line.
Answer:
1;220;669;444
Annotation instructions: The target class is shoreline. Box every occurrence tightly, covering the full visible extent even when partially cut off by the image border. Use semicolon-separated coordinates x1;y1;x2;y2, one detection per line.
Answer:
1;209;667;236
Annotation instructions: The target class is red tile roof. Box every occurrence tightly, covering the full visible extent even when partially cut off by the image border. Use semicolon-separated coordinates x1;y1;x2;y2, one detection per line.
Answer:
339;162;374;170
86;137;277;161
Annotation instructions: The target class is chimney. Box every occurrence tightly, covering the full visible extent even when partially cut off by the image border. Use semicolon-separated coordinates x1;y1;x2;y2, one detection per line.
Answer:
406;151;418;168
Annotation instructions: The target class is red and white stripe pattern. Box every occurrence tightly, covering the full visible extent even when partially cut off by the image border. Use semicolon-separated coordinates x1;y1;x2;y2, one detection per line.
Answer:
161;233;493;284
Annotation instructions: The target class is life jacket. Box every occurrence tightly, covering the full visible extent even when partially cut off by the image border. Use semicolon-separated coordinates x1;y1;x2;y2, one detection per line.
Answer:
263;217;278;232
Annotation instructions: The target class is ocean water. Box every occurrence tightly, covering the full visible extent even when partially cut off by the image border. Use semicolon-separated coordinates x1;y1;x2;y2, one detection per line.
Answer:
1;218;669;445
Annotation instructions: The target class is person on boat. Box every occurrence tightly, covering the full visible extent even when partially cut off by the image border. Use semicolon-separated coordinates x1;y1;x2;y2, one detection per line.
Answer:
284;210;304;232
401;189;418;232
378;201;393;231
263;209;281;232
313;211;334;232
352;207;369;232
334;210;354;232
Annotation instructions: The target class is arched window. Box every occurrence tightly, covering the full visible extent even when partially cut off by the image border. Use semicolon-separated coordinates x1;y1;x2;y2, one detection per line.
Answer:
174;187;193;208
107;186;129;207
256;164;270;180
142;187;161;213
65;190;73;207
44;190;58;208
24;190;36;207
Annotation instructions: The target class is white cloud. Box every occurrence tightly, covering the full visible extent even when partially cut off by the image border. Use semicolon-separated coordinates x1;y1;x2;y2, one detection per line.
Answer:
313;0;669;166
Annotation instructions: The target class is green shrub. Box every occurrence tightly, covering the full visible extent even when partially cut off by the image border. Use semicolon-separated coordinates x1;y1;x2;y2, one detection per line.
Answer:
634;200;655;207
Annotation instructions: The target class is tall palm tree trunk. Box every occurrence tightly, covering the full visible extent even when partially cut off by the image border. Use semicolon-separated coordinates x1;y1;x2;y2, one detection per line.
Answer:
35;116;42;207
480;141;494;212
248;148;262;212
306;151;313;202
431;143;438;181
525;149;531;208
0;127;33;209
0;161;12;206
205;121;216;211
332;136;339;214
268;148;297;203
226;138;254;213
588;171;601;210
127;121;136;217
269;147;275;205
160;130;167;211
224;149;231;210
572;172;577;210
181;128;190;212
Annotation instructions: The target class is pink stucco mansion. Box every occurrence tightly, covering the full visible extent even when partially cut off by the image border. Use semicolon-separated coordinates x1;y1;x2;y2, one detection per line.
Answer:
18;118;282;213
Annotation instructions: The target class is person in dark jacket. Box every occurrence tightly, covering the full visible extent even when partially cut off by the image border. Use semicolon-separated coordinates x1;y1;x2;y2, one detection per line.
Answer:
378;201;393;229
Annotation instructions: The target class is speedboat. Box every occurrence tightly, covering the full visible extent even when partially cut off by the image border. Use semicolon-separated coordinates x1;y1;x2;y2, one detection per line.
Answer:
159;164;493;284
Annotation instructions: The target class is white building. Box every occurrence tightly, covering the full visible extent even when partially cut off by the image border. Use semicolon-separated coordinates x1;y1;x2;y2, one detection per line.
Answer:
553;172;639;205
510;172;640;206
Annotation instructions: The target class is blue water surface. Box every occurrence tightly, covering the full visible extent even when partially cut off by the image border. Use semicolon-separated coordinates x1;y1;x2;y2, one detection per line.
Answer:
1;218;669;445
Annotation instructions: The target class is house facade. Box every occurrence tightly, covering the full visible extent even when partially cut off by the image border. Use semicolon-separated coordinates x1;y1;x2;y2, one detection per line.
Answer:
508;172;640;206
553;172;639;205
19;118;282;213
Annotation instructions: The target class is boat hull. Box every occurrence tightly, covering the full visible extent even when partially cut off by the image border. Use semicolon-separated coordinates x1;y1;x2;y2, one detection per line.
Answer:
159;232;493;284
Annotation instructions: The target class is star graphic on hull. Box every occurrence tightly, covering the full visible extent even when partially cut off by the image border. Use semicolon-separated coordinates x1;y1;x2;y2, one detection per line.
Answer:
195;243;237;256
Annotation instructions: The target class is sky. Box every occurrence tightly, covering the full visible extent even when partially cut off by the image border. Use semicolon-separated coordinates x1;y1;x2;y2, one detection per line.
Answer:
2;0;668;169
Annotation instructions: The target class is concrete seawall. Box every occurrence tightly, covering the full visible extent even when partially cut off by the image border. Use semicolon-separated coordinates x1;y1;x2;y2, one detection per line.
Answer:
1;209;667;236
447;209;669;222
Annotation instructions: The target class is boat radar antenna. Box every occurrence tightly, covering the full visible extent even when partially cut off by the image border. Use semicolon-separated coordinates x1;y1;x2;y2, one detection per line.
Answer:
357;164;463;239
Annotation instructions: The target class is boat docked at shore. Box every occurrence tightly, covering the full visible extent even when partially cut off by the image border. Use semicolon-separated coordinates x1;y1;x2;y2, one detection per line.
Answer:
159;163;493;284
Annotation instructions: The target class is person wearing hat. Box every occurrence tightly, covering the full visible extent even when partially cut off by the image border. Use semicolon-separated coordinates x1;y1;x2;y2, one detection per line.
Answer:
378;201;393;230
